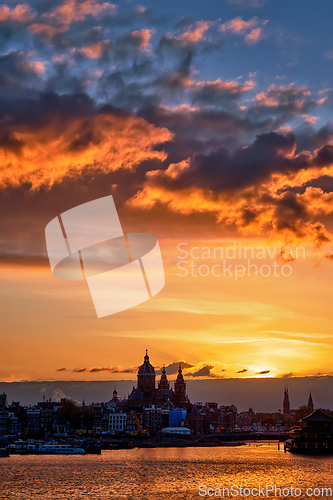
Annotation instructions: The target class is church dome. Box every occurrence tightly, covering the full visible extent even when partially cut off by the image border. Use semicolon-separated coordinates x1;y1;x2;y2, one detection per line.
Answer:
138;350;155;375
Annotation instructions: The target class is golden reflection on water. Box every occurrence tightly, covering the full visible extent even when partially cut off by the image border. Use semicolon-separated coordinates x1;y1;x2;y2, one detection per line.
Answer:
0;443;332;500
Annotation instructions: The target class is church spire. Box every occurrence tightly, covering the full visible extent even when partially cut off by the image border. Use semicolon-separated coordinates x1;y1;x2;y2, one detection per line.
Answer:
307;391;314;411
283;387;290;415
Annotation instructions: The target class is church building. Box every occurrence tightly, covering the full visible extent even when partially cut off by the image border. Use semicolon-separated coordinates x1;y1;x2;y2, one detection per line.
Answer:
127;350;189;409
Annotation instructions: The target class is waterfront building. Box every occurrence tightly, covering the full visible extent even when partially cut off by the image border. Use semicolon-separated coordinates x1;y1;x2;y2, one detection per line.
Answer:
237;408;254;429
26;407;41;436
125;412;144;433
169;409;187;428
186;404;204;434
220;405;238;430
0;393;7;409
285;409;333;454
106;411;127;432
92;403;103;431
0;409;9;435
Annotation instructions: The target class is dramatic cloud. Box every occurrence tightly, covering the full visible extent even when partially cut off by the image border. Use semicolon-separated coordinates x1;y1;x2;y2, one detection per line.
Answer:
0;3;36;23
220;17;268;44
56;367;68;372
237;369;248;373
0;92;172;189
156;361;195;375
191;79;255;106
0;1;332;257
39;0;117;26
128;132;333;249
255;370;270;375
159;20;212;52
89;366;138;373
0;51;46;89
252;83;313;116
278;372;296;378
72;366;137;373
187;364;217;377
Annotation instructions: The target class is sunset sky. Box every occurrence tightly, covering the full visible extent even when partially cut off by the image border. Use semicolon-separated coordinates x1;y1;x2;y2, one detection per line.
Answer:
1;0;333;385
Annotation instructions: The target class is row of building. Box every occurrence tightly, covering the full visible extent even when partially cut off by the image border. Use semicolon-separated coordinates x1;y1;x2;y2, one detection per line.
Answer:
0;352;330;437
0;352;240;436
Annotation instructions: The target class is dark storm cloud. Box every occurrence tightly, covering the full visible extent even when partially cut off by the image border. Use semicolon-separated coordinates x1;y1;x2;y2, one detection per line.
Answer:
187;365;217;377
156;362;195;375
294;121;333;154
143;132;301;193
136;132;333;202
0;90;96;124
0;50;44;90
278;372;296;378
191;79;254;107
247;84;317;121
89;366;138;373
138;105;273;143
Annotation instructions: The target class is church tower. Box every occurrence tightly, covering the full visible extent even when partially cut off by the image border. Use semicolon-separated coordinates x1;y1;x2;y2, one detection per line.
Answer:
112;388;118;402
283;388;290;415
158;366;170;390
174;365;187;407
307;391;314;411
137;350;156;392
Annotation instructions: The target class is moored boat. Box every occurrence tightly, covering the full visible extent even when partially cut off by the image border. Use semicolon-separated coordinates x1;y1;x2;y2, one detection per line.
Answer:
8;440;86;455
0;447;9;457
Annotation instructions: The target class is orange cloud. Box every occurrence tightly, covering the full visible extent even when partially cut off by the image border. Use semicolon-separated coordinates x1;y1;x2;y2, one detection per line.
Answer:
220;17;268;44
195;78;255;94
79;41;109;59
253;83;311;108
0;3;36;23
128;141;333;250
221;17;258;33
177;21;212;44
131;29;154;51
245;27;262;44
161;20;213;49
29;23;68;38
0;99;172;189
41;0;117;25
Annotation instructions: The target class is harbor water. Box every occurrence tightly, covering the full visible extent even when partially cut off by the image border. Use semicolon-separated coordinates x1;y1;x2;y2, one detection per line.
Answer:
0;442;332;499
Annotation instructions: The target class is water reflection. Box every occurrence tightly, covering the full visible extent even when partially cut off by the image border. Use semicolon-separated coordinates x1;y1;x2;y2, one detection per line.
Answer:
0;443;332;499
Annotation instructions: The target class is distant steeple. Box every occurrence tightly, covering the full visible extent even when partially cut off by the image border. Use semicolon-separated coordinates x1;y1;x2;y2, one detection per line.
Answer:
113;387;118;402
307;391;314;411
283;388;290;415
